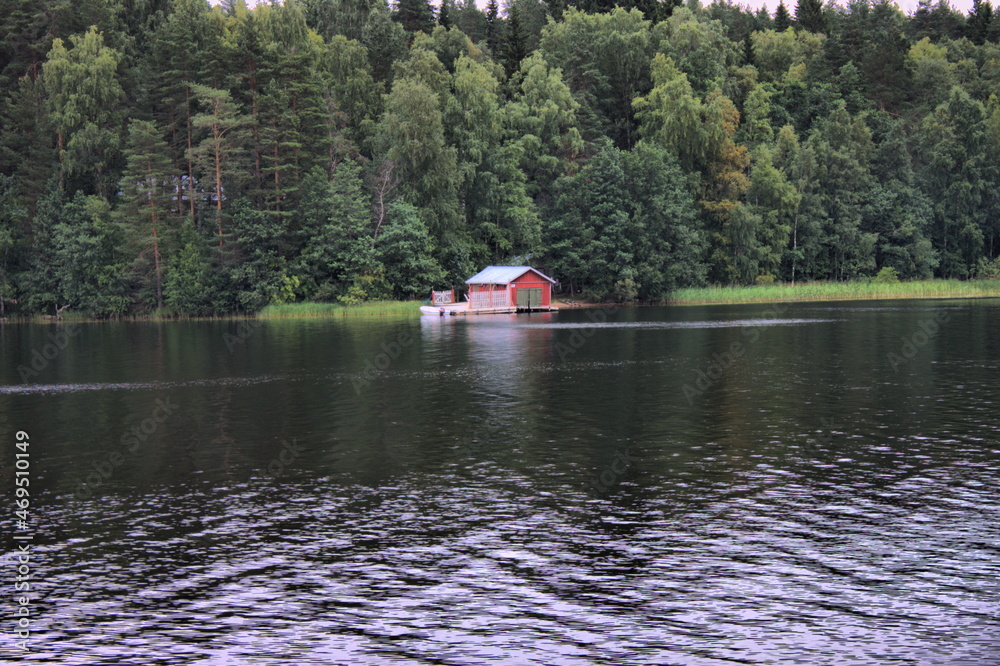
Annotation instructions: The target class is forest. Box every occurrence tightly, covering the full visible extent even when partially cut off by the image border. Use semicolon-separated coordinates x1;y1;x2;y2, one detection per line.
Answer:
0;0;998;316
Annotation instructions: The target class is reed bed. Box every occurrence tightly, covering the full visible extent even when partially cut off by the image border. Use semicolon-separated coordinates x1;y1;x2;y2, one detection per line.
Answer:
668;279;1000;306
256;301;419;318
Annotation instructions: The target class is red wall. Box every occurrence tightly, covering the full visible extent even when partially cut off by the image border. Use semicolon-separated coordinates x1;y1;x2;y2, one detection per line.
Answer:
467;269;552;307
510;270;552;307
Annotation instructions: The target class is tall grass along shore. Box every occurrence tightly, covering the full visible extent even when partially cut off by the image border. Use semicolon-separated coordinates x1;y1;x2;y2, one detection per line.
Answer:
13;280;1000;323
668;279;1000;306
257;301;418;318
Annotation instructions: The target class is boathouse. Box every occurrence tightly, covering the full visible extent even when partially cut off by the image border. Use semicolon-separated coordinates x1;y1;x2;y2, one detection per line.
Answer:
465;266;556;312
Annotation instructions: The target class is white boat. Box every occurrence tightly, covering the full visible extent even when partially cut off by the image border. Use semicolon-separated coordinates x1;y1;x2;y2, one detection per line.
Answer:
419;303;466;316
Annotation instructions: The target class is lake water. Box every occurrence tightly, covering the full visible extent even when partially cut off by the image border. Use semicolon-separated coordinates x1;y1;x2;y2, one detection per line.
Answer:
1;301;999;664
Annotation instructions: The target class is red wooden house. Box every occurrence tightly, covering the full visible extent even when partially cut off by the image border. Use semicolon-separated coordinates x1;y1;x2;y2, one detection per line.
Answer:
465;266;556;312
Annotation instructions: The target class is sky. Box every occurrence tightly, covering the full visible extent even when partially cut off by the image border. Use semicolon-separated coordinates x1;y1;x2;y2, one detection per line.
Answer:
212;0;980;20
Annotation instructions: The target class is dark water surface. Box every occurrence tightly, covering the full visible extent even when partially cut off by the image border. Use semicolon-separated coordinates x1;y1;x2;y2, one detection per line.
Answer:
1;301;999;664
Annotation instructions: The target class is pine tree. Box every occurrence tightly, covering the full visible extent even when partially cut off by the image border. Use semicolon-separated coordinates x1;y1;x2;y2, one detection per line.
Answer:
219;0;249;16
967;0;994;44
118;120;177;310
294;163;378;300
775;0;792;31
188;85;250;258
546;0;565;22
438;0;453;28
795;0;826;33
394;0;435;33
146;0;212;222
504;6;528;77
485;0;500;54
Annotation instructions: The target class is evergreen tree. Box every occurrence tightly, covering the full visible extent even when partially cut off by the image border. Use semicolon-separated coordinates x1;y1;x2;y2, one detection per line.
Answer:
219;0;249;16
743;33;755;67
117;120;177;311
294;163;379;301
504;6;529;77
322;35;384;153
546;142;703;300
438;0;453;28
19;183;63;314
0;76;55;219
145;0;212;222
394;0;435;33
188;84;250;258
0;175;22;316
227;198;293;311
362;3;410;83
485;0;501;54
164;222;213;315
775;1;792;31
454;0;488;43
966;0;993;44
546;0;565;22
795;0;826;33
376;201;445;298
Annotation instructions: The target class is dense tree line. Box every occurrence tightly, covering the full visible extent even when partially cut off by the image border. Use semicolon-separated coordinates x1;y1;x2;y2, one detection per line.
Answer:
0;0;998;315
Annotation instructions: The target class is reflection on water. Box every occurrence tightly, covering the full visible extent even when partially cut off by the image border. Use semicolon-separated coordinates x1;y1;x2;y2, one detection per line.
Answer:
1;301;999;664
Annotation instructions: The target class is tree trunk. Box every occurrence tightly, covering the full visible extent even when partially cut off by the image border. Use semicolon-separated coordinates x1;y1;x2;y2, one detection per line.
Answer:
791;216;798;285
185;85;197;222
213;102;224;256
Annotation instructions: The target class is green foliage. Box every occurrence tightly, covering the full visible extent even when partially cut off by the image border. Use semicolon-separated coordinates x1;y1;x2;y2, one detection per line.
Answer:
51;193;130;316
294;162;377;300
872;266;901;283
1;0;998;317
376;201;446;297
775;2;792;32
546;142;704;301
42;26;125;196
394;0;436;34
540;7;655;148
794;0;826;34
654;7;739;95
164;222;214;316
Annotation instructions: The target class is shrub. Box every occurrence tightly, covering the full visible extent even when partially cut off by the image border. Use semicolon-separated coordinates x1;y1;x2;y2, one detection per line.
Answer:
871;267;900;284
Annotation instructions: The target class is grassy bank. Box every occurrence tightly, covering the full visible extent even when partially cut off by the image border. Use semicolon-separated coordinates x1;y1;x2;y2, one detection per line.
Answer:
667;279;1000;306
257;301;418;318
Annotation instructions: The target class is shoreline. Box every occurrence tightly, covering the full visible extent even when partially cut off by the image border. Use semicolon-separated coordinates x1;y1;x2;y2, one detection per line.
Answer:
663;279;1000;307
5;280;1000;324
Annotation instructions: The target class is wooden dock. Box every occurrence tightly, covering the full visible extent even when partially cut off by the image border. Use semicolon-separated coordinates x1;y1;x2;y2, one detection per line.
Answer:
420;303;552;316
